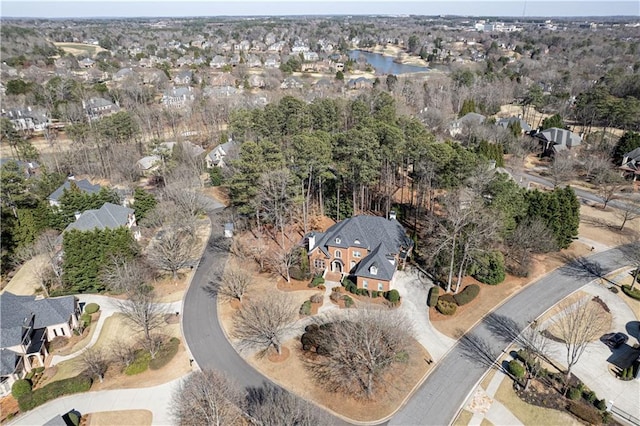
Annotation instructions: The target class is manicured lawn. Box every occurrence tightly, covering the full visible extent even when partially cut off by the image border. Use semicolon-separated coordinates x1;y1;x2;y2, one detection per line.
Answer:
452;409;473;426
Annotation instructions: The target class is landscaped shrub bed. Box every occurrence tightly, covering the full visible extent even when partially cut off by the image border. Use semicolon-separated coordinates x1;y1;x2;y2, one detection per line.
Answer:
125;350;151;375
508;360;525;379
300;300;312;315
385;289;401;304
622;285;640;300
309;275;325;287
310;293;323;304
436;297;457;315
343;295;354;308
453;284;480;306
566;401;604;425
84;303;100;314
18;374;92;411
80;313;91;328
149;337;180;370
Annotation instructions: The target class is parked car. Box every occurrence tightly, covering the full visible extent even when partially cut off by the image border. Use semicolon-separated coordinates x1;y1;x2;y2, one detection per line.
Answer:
609;332;628;348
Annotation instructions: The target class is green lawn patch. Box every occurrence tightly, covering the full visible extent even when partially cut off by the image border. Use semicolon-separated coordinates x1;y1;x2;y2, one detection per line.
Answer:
149;338;180;370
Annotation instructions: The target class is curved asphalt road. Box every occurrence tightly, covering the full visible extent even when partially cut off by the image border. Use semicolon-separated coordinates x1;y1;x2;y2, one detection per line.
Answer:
183;200;638;426
390;244;637;425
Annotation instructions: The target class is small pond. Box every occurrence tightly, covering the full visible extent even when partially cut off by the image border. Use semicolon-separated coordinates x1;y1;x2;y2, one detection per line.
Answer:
348;50;429;75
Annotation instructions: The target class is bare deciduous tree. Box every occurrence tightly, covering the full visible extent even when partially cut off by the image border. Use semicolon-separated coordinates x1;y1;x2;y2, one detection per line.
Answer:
80;347;109;383
619;238;640;290
506;218;557;276
550;297;609;391
101;255;151;294
218;267;252;302
256;169;297;248
306;308;412;398
116;290;166;358
245;383;327;426
614;205;640;231
516;320;550;388
111;340;136;368
170;370;244;426
233;293;297;355
267;247;298;283
548;152;577;188
594;170;624;209
147;226;198;280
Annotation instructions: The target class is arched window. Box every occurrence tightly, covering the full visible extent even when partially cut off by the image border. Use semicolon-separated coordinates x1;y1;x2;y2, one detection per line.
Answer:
370;265;378;275
335;250;342;259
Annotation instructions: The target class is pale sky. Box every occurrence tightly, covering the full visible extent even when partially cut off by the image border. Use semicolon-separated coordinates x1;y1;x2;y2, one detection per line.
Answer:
1;0;639;18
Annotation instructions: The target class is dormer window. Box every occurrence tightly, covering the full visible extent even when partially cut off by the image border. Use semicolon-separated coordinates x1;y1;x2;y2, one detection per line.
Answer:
354;239;360;244
335;237;341;244
370;265;378;275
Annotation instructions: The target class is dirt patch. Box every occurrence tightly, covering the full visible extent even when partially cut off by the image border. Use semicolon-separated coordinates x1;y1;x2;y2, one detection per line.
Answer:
543;296;613;342
267;346;290;363
1;255;48;295
50;313;101;356
277;278;314;292
579;204;640;246
87;410;152;426
0;395;19;423
249;337;431;422
201;186;230;206
538;291;590;322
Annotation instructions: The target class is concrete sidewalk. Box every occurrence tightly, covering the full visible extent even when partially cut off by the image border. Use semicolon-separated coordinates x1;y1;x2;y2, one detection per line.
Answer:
8;377;184;425
51;295;182;365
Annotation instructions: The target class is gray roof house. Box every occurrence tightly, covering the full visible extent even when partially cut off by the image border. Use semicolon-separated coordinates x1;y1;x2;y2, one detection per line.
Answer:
307;215;413;292
1;107;50;132
174;69;193;85
137;155;162;174
84;97;120;121
496;116;532;133
534;127;582;156
280;76;304;90
620;147;640;181
48;179;102;207
449;112;486;137
64;202;138;237
206;139;238;168
162;86;195;108
0;292;79;396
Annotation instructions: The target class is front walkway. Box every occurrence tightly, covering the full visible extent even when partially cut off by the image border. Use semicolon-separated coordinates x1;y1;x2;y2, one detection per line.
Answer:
51;295;182;365
8;377;183;425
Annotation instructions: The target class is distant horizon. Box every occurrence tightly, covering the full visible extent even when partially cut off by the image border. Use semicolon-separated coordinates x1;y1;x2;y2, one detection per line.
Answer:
1;1;639;19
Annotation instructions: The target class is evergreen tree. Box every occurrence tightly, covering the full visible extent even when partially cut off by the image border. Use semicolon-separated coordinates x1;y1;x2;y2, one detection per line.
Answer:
541;113;565;130
132;188;157;221
62;227;137;293
459;99;477;117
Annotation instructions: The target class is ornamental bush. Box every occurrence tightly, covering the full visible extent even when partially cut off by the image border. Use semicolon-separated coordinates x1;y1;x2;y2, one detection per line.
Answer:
310;275;325;287
508;360;525;378
84;303;100;314
470;251;505;285
427;286;440;307
80;313;91;327
595;398;607;411
386;289;401;304
436;298;457;315
622;285;640;301
454;284;480;306
11;379;32;399
568;387;582;401
300;300;312;316
343;295;354;308
310;293;323;304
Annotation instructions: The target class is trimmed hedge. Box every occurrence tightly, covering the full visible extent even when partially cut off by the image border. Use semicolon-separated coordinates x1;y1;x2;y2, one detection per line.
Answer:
427;287;440;307
436;298;457;315
508;360;525;378
454;284;480;306
567;401;603;424
149;337;180;370
342;278;357;294
300;300;312;316
84;303;100;314
595;398;607;411
18;375;92;412
11;379;32;399
80;313;91;328
386;289;401;304
310;276;325;287
622;285;640;301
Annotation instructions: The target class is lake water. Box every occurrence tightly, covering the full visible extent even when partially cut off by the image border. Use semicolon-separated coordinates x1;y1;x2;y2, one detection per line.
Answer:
348;50;429;75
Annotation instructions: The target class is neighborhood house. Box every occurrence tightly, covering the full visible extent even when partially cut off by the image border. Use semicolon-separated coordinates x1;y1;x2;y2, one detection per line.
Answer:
307;215;413;292
0;292;79;396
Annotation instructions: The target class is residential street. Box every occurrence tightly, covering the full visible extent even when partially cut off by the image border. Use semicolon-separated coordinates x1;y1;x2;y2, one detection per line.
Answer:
390;245;635;426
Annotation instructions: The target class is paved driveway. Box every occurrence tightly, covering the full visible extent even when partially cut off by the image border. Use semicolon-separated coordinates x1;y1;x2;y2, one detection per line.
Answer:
390;245;635;426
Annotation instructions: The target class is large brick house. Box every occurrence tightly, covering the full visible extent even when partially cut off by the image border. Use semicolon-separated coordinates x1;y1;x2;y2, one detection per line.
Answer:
307;215;413;292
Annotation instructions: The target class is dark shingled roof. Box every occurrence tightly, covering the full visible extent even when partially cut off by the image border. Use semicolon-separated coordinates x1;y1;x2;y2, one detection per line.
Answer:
64;202;133;233
310;215;413;281
0;349;20;376
0;292;76;348
48;179;102;202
